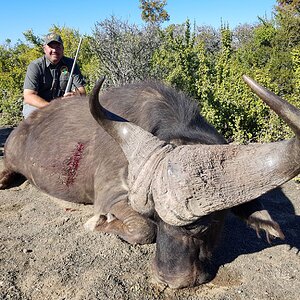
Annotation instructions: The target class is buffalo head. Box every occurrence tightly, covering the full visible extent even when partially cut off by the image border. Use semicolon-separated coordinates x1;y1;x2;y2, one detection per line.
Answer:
89;76;299;288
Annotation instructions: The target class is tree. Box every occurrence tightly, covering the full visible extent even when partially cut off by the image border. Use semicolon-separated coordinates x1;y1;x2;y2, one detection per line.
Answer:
200;25;237;140
151;20;199;96
232;23;255;50
23;30;43;48
275;0;300;47
0;43;28;125
1;0;300;145
139;0;170;25
91;16;161;86
276;0;300;13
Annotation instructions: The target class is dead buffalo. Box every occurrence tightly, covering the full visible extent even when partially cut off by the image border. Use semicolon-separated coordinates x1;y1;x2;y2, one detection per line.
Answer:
1;75;298;289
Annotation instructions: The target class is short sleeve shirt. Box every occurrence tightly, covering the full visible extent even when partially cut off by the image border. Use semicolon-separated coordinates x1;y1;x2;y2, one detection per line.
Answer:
23;56;86;101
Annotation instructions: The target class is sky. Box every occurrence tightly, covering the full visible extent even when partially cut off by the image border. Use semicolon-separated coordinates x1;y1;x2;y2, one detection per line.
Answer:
1;0;277;45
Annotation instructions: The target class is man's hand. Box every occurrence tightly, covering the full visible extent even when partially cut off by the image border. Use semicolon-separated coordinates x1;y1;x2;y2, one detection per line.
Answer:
63;91;76;98
63;87;86;98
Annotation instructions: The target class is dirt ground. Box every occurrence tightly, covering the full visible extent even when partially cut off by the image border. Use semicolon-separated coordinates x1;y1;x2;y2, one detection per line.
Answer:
0;127;300;300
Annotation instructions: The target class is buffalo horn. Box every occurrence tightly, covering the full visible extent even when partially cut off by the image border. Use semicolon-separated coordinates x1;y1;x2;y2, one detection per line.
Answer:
89;78;173;215
90;76;300;226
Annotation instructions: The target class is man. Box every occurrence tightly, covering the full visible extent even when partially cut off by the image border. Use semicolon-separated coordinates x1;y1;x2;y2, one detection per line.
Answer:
23;33;86;118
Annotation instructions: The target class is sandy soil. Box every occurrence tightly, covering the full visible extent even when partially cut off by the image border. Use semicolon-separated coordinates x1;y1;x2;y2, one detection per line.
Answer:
0;127;300;300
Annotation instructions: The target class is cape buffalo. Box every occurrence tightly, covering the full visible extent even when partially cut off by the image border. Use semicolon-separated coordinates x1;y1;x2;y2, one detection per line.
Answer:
1;75;298;289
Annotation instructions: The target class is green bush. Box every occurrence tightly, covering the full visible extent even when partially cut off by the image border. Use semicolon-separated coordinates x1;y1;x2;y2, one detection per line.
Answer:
1;4;300;145
0;94;23;126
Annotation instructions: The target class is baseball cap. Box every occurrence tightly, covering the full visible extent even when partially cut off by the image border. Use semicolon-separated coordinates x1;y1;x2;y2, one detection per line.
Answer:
44;33;63;45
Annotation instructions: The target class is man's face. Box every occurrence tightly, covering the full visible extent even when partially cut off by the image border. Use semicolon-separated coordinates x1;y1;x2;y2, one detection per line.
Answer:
43;41;64;65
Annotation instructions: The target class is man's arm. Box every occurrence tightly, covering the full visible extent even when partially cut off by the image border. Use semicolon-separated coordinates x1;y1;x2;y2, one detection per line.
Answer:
23;89;50;108
23;60;51;108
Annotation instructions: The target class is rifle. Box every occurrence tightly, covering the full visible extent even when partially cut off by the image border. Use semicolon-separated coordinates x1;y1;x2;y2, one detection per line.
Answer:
64;37;83;95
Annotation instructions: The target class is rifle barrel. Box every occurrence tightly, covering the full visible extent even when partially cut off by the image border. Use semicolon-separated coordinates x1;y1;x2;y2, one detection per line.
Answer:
64;37;83;94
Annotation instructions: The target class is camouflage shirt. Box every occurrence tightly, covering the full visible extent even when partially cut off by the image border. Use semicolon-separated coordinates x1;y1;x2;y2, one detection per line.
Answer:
23;55;86;101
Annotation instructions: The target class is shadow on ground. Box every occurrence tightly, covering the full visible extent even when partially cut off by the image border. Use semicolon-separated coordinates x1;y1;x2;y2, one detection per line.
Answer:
211;185;300;276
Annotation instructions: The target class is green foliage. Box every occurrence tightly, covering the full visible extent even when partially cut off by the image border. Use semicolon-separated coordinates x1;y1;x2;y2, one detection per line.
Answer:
151;20;199;95
146;14;300;143
0;41;41;125
276;0;300;15
139;0;170;25
0;95;23;126
291;46;300;90
1;3;300;146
